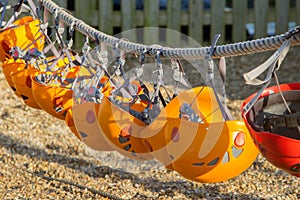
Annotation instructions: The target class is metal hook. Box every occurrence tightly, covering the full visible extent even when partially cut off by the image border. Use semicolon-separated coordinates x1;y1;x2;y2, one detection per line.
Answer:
113;39;128;78
205;34;232;120
53;9;66;48
209;34;221;57
206;34;220;81
66;20;75;49
285;26;300;40
82;35;90;52
135;48;149;79
14;0;24;13
154;47;163;65
80;35;91;67
0;0;7;28
139;48;148;66
36;0;43;20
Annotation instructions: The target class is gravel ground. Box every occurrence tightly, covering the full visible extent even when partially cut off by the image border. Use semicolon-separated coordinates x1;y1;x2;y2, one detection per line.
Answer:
1;46;300;199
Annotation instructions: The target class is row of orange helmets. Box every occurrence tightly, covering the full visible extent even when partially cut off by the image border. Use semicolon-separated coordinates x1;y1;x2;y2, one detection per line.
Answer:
0;1;299;183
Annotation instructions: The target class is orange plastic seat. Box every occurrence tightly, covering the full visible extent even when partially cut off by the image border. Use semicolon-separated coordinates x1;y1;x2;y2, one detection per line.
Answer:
0;16;44;62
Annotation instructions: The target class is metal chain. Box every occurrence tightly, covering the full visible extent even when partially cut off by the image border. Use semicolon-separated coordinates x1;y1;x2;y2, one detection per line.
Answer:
41;0;300;59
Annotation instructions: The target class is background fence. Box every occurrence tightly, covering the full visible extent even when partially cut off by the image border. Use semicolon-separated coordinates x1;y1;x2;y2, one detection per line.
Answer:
51;0;300;48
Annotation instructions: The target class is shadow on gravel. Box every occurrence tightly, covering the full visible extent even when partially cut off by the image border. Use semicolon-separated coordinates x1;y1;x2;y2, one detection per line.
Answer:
0;132;262;199
0;132;114;177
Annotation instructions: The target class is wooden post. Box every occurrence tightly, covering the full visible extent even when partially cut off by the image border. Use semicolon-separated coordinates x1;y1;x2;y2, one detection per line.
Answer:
52;0;68;41
211;0;225;44
189;0;203;44
232;0;247;42
144;0;159;45
52;0;67;8
98;0;113;35
166;0;181;47
297;0;300;26
254;0;268;38
74;0;97;49
121;0;137;42
276;0;289;34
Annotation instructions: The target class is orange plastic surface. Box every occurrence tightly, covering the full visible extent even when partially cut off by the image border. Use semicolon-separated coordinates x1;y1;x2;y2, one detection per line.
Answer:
0;16;44;62
11;67;41;109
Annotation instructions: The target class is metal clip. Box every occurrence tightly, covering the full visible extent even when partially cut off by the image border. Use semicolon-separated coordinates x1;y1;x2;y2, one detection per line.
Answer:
285;26;300;40
10;46;25;60
171;59;182;81
179;103;202;123
66;21;75;49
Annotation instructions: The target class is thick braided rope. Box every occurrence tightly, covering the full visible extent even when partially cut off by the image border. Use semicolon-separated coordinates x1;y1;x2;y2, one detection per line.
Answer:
41;0;300;59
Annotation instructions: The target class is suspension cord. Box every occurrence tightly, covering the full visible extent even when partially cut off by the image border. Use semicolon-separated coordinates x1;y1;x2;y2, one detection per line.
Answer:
40;0;300;60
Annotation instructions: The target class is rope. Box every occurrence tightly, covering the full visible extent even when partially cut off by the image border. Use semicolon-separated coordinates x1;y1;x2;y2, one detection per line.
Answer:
41;0;300;59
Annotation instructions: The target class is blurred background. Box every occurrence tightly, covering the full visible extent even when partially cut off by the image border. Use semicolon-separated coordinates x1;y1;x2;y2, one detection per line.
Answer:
52;0;299;48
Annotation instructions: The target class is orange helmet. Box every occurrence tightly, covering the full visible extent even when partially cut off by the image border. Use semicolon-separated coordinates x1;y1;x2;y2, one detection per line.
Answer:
11;67;41;109
137;86;218;169
137;86;258;182
95;83;257;181
31;68;78;120
94;78;156;160
9;50;51;109
65;108;82;140
1;55;63;99
31;61;98;120
97;96;154;160
0;16;44;62
1;58;26;97
168;119;257;183
70;72;116;149
71;102;114;151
